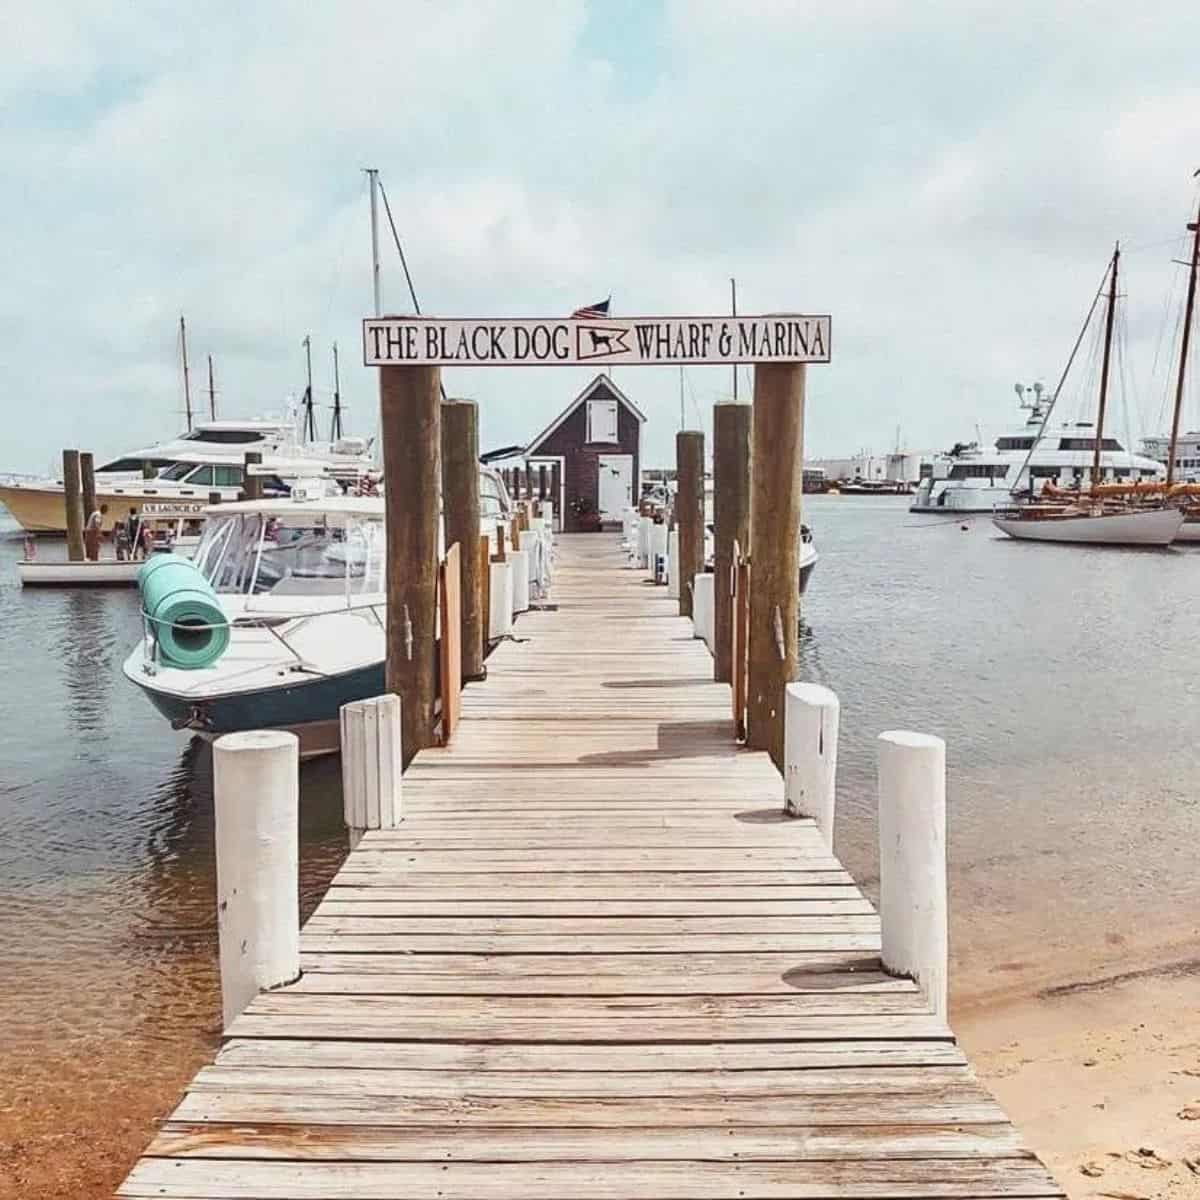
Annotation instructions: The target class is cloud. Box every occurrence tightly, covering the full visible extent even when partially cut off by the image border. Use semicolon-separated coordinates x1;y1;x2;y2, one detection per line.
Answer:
2;0;1199;474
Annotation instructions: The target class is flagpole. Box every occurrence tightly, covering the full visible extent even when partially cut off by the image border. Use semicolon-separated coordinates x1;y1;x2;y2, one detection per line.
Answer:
730;277;738;401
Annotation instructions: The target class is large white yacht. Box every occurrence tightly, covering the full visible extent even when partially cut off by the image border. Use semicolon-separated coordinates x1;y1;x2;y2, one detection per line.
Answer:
910;384;1165;514
0;416;373;533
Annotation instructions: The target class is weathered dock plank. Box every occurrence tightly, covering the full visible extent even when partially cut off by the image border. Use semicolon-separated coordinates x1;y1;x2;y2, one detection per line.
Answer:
117;534;1063;1200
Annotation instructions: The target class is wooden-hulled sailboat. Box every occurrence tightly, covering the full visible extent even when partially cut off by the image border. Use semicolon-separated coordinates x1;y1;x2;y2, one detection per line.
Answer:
993;243;1183;547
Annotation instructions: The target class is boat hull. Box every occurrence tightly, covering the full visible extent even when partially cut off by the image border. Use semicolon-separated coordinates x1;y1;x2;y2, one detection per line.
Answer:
19;560;140;587
1172;516;1200;542
992;508;1184;546
0;483;228;534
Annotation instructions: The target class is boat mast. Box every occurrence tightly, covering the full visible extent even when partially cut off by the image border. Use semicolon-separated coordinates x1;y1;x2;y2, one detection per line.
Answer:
180;315;193;433
679;367;685;430
330;341;343;442
1091;243;1120;490
207;354;217;421
302;334;316;442
365;168;382;316
1166;187;1200;486
730;277;738;401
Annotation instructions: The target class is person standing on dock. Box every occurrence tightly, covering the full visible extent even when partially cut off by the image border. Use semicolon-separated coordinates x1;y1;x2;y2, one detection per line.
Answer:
84;503;107;561
126;508;142;560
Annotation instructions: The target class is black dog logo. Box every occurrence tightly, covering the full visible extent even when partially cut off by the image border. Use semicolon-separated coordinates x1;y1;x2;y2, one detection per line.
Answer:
588;330;615;353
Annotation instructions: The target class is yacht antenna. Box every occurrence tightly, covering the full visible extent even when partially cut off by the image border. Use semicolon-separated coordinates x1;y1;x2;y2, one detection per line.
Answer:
1092;243;1120;490
331;341;344;442
1166;182;1200;486
364;168;382;316
301;334;317;442
730;277;738;401
180;315;193;432
1011;264;1111;496
207;354;217;421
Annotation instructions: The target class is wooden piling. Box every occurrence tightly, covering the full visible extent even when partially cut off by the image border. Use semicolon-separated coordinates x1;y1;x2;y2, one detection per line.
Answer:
747;364;805;769
539;464;548;500
675;430;704;618
80;452;97;523
62;449;85;561
551;462;561;523
440;399;485;682
713;403;751;683
208;491;222;507
380;365;442;767
243;451;263;501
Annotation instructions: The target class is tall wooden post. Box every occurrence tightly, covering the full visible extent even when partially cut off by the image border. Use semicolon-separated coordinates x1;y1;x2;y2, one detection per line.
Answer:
539;464;548;500
80;452;97;523
381;366;442;767
62;449;85;561
441;399;485;682
675;431;704;619
747;364;805;770
713;403;751;683
551;462;561;524
243;451;263;500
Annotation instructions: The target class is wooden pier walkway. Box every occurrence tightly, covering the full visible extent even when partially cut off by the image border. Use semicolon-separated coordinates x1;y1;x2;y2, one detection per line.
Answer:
120;535;1063;1199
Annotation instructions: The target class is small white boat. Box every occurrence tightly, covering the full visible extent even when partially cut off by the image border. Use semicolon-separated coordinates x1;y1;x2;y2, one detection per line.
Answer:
19;559;143;587
992;505;1183;546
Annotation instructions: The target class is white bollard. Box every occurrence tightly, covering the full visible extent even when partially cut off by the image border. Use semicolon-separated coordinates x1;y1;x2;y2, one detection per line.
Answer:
877;730;948;1019
667;529;680;598
340;694;402;850
489;560;513;638
213;730;300;1030
518;529;543;594
510;548;530;614
637;516;652;568
650;522;668;583
692;572;714;652
784;683;840;848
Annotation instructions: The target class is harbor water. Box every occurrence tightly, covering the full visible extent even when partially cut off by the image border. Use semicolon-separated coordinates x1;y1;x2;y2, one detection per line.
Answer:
2;498;1198;1195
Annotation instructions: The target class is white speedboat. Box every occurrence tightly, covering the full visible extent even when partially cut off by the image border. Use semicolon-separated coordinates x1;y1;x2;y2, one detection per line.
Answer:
799;524;818;592
911;383;1164;514
0;416;374;534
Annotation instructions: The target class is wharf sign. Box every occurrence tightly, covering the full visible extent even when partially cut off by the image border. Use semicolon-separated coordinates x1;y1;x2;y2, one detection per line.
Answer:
362;315;831;368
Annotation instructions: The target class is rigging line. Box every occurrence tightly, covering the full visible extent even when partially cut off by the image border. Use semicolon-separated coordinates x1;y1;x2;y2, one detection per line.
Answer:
1011;261;1111;493
376;177;447;403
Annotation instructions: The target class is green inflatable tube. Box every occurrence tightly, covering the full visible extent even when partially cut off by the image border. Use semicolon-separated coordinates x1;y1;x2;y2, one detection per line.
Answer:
137;554;230;670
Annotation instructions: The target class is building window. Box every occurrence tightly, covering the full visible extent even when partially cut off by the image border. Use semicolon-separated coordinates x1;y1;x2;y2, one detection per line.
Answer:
587;399;618;443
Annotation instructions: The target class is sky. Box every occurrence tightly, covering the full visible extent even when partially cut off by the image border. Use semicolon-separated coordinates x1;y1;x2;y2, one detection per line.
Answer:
3;0;1200;474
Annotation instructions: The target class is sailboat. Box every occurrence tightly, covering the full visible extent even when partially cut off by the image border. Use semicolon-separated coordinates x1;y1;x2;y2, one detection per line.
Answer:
992;243;1183;547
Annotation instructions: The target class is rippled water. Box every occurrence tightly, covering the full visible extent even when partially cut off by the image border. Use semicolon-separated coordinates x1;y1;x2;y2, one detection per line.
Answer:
1;500;1198;1193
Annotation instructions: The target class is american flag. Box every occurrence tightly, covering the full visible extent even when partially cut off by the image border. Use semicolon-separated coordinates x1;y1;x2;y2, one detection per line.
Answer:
570;297;610;320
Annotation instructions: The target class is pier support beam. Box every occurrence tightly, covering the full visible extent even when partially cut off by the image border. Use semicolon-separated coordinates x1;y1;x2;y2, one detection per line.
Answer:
381;365;442;767
62;449;85;562
877;730;948;1018
713;402;751;683
441;399;484;681
784;683;839;848
340;694;403;850
213;730;299;1029
243;451;263;501
747;364;805;769
675;430;704;618
80;452;97;523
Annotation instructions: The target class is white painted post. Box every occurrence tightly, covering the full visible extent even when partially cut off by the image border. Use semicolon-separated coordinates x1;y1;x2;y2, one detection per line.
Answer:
784;683;839;848
877;730;948;1019
518;528;543;596
489;560;513;638
637;516;652;568
650;522;668;583
510;547;530;614
667;529;680;598
340;694;402;850
213;730;299;1030
692;572;714;652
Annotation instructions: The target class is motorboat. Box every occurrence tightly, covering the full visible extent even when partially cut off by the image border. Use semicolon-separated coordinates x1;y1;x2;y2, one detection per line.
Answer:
799;524;818;592
911;384;1164;514
0;417;374;534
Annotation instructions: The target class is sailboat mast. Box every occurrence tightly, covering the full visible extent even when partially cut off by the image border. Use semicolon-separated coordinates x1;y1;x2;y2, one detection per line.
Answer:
1166;194;1200;486
302;334;316;442
679;368;685;430
207;354;216;421
1092;243;1120;490
365;168;382;317
331;341;343;442
730;277;738;401
180;315;193;432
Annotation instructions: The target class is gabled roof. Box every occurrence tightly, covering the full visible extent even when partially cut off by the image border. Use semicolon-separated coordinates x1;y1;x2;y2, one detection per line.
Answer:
526;374;646;455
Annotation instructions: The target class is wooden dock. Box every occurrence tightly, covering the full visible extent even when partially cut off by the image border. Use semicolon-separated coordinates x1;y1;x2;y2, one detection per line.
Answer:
120;534;1063;1199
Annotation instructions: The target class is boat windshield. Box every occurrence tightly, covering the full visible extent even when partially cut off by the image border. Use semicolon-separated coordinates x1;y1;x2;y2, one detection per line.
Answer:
193;512;385;599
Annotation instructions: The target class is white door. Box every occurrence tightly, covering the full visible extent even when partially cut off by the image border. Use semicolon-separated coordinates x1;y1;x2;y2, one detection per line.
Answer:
597;454;633;520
